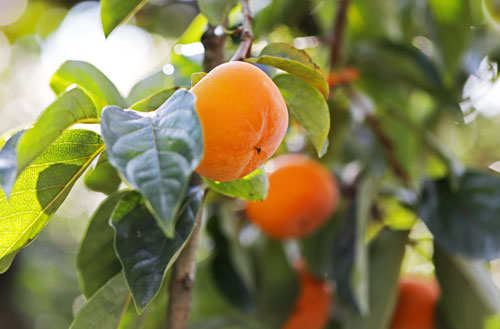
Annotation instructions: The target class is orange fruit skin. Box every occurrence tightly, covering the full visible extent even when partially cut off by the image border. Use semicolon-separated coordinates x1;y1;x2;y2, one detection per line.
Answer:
190;61;289;182
246;154;339;239
390;278;440;329
282;262;333;329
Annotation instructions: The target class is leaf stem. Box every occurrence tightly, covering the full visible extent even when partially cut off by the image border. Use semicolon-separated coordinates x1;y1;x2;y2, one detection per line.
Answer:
230;0;253;62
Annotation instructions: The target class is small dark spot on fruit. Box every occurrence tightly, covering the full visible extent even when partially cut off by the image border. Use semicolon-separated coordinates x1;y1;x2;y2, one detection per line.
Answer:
255;146;261;154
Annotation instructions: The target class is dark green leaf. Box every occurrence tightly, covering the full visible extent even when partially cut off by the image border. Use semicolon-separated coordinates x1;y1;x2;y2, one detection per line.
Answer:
101;89;203;236
101;0;148;37
84;152;122;195
273;74;330;157
252;238;298;327
246;43;329;97
204;168;268;201
77;193;125;298
434;246;500;329
197;0;238;26
111;188;203;311
50;60;126;112
332;177;374;315
191;72;207;87
0;130;104;262
342;229;409;329
419;170;500;260
127;70;175;105
130;88;179;113
207;214;254;312
70;274;131;329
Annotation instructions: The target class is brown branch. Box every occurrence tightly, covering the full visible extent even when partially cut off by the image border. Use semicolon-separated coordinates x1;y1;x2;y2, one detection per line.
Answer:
201;24;226;72
166;202;204;329
344;85;411;186
230;0;253;61
329;0;351;71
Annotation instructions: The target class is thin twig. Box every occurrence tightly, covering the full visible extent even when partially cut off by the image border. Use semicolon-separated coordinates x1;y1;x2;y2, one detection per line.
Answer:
329;0;351;71
230;0;253;61
345;85;411;186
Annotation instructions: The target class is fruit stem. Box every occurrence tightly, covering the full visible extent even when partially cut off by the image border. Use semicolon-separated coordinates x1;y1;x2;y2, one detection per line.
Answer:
230;0;253;61
166;196;205;329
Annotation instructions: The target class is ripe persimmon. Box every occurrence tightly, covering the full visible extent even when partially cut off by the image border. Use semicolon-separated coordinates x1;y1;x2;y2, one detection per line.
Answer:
390;277;440;329
245;154;339;239
191;61;288;182
282;261;333;329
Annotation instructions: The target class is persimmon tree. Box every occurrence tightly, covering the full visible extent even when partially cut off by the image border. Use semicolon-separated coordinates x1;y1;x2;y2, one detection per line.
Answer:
2;0;500;329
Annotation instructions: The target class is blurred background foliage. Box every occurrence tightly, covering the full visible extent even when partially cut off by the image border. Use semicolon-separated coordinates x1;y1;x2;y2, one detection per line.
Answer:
3;0;500;328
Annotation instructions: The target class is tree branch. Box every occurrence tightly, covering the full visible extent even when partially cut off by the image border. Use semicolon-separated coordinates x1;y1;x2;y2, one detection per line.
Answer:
166;201;204;329
344;85;411;186
230;0;253;61
329;0;351;71
201;24;226;72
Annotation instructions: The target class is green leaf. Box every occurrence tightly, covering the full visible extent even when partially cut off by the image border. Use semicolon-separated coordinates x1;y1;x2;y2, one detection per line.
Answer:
332;177;374;315
0;88;99;196
197;0;238;26
70;274;131;329
0;250;17;274
84;152;122;195
127;70;175;105
207;214;254;312
130;88;179;113
101;0;148;37
273;74;330;157
418;170;500;260
252;238;298;327
0;129;104;261
434;246;500;329
101;89;203;237
110;188;203;312
342;229;409;329
77;193;125;298
191;72;207;87
204;167;268;201
50;60;126;113
246;43;329;97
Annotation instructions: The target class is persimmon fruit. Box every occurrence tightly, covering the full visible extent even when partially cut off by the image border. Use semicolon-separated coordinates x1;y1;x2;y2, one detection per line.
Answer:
191;61;288;182
246;154;339;239
390;277;440;329
282;261;333;329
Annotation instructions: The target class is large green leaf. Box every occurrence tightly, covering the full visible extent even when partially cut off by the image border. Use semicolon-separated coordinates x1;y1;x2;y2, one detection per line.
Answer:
273;74;330;157
127;70;175;105
50;60;126;112
110;188;203;311
101;89;203;237
77;192;125;298
0;129;104;261
342;229;409;329
83;152;122;195
246;43;329;97
101;0;148;37
0;88;98;196
418;170;500;260
70;274;131;329
204;168;268;201
130;88;179;113
197;0;238;26
0;250;17;274
434;247;500;329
